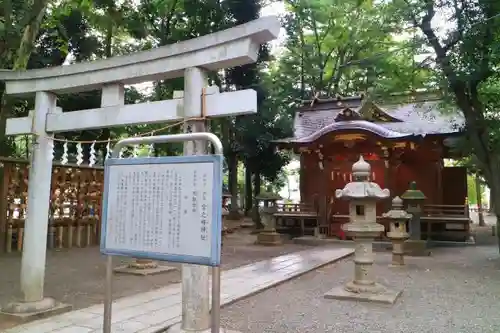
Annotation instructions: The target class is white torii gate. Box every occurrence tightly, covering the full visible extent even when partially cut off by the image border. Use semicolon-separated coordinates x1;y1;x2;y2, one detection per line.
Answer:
0;16;280;332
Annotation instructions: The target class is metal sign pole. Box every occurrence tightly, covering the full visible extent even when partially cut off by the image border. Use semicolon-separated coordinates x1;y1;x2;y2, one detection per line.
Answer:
103;255;113;333
102;132;223;333
211;266;221;333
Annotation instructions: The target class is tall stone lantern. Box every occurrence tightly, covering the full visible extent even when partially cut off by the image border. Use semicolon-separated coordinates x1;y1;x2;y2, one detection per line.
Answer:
324;156;402;304
383;196;411;266
255;192;282;246
401;181;430;256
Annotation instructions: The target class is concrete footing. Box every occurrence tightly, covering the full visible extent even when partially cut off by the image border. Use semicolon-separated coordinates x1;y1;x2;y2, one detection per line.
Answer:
324;283;402;305
0;297;72;323
114;259;177;276
256;230;282;246
405;240;431;257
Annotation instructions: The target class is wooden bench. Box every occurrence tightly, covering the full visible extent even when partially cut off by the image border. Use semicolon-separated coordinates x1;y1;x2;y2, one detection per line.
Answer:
421;204;471;242
327;205;470;242
274;203;320;237
330;214;390;240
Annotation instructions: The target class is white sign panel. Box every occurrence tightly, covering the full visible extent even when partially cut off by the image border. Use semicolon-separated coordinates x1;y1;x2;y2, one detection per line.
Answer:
100;155;223;266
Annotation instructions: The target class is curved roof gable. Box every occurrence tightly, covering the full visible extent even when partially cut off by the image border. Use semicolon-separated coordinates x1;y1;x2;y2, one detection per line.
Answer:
294;120;413;143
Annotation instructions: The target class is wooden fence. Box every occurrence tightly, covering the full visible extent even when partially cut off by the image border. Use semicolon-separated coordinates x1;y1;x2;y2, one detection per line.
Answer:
0;158;104;253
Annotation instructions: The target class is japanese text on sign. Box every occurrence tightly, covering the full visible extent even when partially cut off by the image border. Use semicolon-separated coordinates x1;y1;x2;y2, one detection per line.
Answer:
101;157;220;264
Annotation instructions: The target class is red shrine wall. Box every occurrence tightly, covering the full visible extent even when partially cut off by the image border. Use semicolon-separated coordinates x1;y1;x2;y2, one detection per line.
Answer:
300;153;447;216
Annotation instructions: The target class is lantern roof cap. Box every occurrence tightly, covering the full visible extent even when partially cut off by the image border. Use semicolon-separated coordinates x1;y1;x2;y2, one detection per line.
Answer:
393;196;403;207
401;181;427;200
335;182;390;200
336;156;390;200
352;155;370;177
382;196;412;219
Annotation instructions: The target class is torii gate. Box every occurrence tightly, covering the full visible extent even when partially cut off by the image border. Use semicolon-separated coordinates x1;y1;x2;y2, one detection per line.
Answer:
0;16;280;332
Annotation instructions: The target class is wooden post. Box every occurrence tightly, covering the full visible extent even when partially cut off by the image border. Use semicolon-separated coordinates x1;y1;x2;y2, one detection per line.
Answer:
0;162;10;253
437;160;443;205
382;147;391;210
476;173;485;226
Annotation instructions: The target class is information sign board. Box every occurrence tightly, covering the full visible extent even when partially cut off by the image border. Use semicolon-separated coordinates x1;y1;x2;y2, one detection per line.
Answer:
100;155;223;266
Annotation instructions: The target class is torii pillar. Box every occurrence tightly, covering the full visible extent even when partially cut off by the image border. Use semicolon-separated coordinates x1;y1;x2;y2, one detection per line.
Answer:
0;16;280;329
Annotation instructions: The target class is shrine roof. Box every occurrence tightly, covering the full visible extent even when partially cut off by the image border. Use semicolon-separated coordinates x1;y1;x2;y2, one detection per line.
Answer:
282;97;464;144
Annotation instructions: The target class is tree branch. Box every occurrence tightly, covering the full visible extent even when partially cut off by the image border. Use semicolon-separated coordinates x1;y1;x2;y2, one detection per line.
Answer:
418;0;460;85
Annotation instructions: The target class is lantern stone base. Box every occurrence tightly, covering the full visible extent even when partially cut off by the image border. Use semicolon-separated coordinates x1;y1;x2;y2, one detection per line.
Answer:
114;259;177;276
324;282;402;305
166;323;242;333
0;297;72;323
387;235;409;267
256;230;282;246
404;240;431;257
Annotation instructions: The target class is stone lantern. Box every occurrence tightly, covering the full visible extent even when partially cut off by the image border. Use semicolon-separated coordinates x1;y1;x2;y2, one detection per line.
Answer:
222;191;232;212
383;196;411;266
255;192;282;246
324;156;402;304
401;181;430;256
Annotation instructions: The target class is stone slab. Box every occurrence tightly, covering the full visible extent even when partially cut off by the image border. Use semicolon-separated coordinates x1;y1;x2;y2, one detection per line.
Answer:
405;240;432;257
4;247;354;333
0;302;72;323
324;284;402;305
114;265;177;276
163;323;242;333
255;232;282;246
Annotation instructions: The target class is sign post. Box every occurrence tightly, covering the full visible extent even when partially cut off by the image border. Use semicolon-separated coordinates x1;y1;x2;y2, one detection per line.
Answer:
100;132;224;333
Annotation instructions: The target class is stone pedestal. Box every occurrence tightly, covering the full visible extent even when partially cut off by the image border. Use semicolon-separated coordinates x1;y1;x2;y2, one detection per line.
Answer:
404;239;431;257
388;235;406;266
256;229;282;246
401;181;429;257
0;297;72;323
324;228;402;305
255;195;282;246
114;258;177;276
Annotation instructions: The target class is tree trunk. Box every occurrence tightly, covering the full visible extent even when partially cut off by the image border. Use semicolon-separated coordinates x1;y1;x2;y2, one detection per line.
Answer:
489;190;495;213
227;153;240;220
252;170;262;228
0;0;51;156
476;174;485;226
486;163;500;252
244;162;252;216
0;0;49;257
493;195;500;252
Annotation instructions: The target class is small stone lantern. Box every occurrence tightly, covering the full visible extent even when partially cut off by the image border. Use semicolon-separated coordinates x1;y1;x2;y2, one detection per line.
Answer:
222;191;232;212
383;197;411;266
324;156;402;304
401;181;430;256
255;192;282;246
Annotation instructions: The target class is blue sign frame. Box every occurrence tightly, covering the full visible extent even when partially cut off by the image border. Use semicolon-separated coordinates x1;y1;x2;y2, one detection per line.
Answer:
100;155;223;266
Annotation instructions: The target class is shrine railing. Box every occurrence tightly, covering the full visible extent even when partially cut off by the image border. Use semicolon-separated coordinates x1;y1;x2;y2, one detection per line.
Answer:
0;158;104;253
276;202;316;213
423;204;469;218
327;204;471;242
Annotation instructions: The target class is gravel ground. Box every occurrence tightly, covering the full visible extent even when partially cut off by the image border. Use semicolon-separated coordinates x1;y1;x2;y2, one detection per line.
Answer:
0;229;309;331
221;244;500;333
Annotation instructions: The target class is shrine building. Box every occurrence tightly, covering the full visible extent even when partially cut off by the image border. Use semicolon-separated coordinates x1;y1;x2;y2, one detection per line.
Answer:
274;94;471;242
